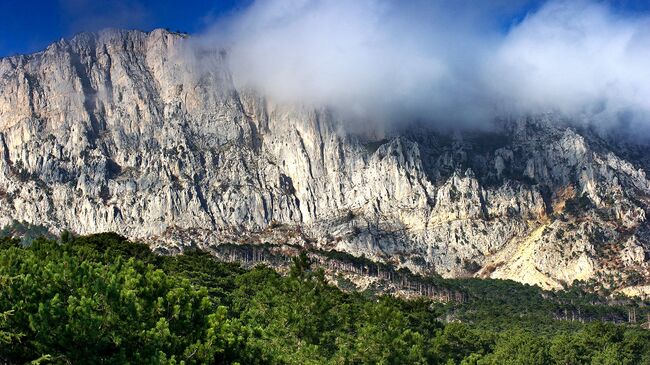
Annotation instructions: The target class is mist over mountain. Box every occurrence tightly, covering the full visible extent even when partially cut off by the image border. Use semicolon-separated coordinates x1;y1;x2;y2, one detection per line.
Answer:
0;0;649;297
3;2;650;363
0;25;648;294
194;0;650;133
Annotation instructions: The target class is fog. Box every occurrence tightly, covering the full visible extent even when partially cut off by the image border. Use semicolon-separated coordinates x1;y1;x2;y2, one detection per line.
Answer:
490;1;650;130
197;0;650;131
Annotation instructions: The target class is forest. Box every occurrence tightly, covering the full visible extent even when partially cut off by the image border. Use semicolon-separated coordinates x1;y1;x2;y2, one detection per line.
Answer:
1;232;649;364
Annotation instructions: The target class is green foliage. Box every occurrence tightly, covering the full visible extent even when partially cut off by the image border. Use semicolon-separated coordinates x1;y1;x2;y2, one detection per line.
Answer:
0;310;23;345
0;238;240;364
289;251;312;279
0;234;649;364
59;229;73;243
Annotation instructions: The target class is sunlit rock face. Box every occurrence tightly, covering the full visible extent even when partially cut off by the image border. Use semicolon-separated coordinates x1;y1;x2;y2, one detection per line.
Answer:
0;29;648;290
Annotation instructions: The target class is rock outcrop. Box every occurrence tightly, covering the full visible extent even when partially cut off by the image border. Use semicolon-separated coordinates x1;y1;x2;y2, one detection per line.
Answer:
0;29;648;290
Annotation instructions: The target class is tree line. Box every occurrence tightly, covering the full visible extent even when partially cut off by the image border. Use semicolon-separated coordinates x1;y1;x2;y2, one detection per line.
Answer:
0;233;649;364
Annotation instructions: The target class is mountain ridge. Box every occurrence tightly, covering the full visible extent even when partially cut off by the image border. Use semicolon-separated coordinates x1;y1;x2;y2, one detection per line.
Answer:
0;28;648;293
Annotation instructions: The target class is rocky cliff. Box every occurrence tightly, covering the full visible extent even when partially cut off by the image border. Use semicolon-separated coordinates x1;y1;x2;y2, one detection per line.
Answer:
0;29;648;292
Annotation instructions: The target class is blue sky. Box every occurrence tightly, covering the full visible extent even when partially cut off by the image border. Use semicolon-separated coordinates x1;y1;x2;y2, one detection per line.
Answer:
0;0;649;57
0;0;246;57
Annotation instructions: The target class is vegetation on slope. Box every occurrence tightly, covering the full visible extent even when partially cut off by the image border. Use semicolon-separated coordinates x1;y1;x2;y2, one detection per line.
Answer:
0;233;649;364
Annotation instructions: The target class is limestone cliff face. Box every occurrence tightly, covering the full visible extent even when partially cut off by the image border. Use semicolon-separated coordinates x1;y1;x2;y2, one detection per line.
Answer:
0;29;648;290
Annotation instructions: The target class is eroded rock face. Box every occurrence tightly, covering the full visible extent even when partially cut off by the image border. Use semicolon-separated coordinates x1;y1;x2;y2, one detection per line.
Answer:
0;29;648;289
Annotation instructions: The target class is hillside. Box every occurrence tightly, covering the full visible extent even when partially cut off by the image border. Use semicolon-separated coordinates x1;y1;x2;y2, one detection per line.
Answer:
1;233;649;364
0;29;649;291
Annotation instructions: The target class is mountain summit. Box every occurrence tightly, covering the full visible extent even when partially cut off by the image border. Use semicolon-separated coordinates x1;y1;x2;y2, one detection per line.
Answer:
0;29;648;293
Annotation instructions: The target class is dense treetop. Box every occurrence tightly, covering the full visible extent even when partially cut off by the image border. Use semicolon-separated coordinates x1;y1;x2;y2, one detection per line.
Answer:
0;233;649;364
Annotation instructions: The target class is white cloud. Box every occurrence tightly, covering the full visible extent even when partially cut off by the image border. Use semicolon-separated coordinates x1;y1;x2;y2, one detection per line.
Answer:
198;0;650;130
491;0;650;128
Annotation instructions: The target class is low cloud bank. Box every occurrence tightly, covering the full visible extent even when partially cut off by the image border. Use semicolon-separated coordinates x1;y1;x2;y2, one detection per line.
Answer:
197;0;650;131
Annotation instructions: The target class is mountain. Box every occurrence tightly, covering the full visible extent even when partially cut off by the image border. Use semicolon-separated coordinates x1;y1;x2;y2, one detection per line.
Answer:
0;29;648;293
